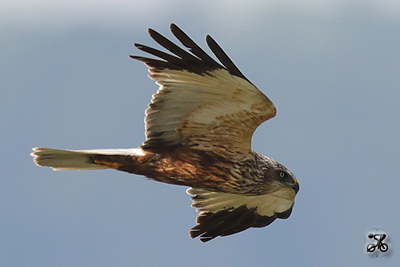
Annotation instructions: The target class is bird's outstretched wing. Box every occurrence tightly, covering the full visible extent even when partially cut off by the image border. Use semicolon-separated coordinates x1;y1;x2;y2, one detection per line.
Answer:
130;24;276;156
187;188;295;242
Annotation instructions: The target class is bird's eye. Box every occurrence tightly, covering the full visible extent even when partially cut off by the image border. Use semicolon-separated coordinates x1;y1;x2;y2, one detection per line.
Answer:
279;172;286;178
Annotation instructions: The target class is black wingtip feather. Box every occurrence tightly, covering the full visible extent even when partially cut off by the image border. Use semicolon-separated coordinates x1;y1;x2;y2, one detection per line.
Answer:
148;27;201;63
170;24;222;68
188;206;258;242
205;35;250;82
134;43;182;64
130;24;253;82
189;204;293;242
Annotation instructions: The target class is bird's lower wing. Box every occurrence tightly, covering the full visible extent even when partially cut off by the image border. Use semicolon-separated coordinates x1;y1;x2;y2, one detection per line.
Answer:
186;187;295;242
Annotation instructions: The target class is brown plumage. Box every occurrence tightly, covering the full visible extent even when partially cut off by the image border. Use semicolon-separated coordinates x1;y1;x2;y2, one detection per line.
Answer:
31;24;299;242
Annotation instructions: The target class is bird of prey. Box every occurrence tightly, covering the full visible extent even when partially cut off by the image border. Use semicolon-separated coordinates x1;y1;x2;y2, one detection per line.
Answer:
31;24;299;242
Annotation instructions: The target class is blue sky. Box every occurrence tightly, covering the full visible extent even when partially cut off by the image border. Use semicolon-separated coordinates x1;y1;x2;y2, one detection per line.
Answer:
2;1;400;266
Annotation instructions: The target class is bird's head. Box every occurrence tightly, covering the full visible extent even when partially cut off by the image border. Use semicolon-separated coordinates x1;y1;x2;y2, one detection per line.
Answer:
262;157;299;194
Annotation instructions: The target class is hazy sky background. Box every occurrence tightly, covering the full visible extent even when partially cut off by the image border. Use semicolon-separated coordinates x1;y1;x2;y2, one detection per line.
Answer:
2;1;400;266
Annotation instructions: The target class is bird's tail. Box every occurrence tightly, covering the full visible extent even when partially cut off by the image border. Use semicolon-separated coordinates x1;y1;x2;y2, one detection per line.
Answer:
31;147;145;171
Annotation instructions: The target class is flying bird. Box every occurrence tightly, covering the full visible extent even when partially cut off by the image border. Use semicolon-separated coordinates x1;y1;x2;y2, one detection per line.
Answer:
31;24;299;242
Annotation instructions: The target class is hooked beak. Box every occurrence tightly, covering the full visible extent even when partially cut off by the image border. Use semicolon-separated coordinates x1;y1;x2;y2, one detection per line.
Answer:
292;181;300;193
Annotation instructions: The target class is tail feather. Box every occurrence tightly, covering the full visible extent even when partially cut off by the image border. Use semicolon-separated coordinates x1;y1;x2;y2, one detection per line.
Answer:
31;147;143;171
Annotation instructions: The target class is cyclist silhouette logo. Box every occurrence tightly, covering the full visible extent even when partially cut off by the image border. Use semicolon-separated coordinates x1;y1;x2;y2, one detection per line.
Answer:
365;228;390;257
367;233;388;252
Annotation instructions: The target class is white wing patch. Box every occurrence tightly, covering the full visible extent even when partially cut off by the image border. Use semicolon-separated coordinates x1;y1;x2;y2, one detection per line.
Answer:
187;187;294;217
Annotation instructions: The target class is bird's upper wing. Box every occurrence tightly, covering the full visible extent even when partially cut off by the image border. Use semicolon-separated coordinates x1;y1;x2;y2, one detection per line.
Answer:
130;24;276;155
187;187;295;242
